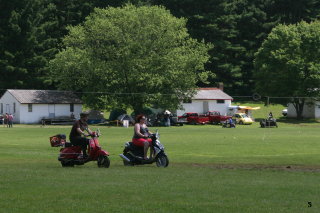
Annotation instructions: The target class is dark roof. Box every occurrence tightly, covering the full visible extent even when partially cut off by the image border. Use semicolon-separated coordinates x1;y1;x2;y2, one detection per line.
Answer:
7;89;83;104
193;88;233;100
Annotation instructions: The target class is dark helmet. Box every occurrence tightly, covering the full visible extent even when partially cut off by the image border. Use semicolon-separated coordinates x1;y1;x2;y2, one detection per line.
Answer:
80;112;89;118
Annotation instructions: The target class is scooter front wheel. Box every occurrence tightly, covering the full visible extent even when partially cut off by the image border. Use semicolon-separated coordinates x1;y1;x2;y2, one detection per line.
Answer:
156;154;169;168
97;155;110;168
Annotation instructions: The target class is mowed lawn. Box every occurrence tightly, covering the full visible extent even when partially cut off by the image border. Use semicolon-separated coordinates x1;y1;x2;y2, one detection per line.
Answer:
0;123;320;213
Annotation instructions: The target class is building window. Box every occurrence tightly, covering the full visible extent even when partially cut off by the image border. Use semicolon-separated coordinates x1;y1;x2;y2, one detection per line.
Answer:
0;103;2;114
217;100;225;104
13;103;16;113
70;103;74;112
28;104;32;112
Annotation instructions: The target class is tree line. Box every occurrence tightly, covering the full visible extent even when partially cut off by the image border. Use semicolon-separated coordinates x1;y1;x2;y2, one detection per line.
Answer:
1;0;320;97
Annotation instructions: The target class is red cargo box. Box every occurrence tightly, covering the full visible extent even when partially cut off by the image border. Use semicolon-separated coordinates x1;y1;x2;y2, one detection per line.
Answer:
49;134;66;147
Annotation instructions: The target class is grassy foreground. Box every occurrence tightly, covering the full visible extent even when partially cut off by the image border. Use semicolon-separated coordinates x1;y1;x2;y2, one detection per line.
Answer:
0;123;319;213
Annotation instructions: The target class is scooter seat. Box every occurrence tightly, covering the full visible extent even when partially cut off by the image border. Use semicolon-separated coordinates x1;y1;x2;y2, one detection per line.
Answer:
125;141;142;151
65;142;73;147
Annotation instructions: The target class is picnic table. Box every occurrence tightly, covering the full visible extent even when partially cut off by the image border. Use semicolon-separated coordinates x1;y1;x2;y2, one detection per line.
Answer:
41;117;76;125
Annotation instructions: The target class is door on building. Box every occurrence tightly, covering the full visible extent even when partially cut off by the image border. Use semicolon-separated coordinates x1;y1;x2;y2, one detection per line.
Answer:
203;101;209;113
5;104;10;114
48;104;55;118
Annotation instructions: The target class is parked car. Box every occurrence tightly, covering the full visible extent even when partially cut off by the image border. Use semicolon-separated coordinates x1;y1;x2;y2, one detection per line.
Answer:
170;114;185;126
149;113;185;126
205;111;232;124
232;113;253;125
282;109;287;116
178;112;209;125
87;110;105;124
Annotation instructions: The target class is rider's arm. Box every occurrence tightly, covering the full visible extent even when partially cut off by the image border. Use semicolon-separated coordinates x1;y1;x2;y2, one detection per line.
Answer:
134;124;147;138
86;127;93;135
76;127;88;136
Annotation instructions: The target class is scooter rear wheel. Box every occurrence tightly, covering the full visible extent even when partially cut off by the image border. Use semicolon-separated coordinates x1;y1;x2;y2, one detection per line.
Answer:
123;160;134;166
61;160;74;167
97;155;110;168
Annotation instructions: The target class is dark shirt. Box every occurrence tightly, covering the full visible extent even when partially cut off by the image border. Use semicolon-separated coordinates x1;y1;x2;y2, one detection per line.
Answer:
133;124;149;139
69;119;88;140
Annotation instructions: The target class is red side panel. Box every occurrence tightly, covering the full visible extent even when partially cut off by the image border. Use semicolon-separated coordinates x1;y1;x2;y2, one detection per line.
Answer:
60;146;81;159
98;150;109;156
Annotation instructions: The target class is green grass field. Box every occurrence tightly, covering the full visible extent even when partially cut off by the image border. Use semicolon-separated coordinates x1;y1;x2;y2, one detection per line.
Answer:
1;123;320;213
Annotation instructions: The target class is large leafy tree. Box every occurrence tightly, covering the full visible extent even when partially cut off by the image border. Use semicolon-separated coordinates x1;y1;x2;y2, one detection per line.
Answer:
254;21;320;119
49;4;211;113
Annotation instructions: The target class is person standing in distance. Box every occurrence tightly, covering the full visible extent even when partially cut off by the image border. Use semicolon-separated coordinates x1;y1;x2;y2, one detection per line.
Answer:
8;114;13;128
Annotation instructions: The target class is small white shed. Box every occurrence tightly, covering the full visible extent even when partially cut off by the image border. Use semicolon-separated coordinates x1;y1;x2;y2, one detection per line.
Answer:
287;100;320;118
0;89;83;124
176;88;233;116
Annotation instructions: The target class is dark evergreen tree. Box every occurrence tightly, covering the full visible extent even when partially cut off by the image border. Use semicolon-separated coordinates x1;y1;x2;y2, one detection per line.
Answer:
153;0;320;95
153;0;270;95
0;0;114;91
0;0;50;90
266;0;320;24
1;0;320;95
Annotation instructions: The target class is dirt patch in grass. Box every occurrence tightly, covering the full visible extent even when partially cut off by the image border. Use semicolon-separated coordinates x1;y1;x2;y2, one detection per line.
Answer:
176;163;320;172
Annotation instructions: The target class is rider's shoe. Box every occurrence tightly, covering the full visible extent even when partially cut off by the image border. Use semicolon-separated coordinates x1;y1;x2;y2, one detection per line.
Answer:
77;154;89;161
142;157;153;162
136;156;144;160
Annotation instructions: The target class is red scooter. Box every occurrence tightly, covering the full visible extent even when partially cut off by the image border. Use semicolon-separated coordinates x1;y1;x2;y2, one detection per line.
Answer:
50;130;110;167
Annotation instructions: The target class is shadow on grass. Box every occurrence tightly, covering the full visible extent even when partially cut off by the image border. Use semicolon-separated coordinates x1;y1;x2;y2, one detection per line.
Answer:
254;117;320;124
276;117;320;124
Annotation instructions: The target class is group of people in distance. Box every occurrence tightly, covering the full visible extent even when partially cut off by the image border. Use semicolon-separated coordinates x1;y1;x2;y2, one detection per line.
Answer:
69;112;153;161
2;113;13;128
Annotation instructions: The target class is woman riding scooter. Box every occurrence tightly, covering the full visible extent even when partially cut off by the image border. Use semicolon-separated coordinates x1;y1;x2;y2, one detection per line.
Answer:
132;114;154;160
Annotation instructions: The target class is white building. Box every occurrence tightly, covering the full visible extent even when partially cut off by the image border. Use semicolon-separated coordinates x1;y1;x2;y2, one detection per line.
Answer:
287;100;320;118
0;89;83;124
176;88;233;116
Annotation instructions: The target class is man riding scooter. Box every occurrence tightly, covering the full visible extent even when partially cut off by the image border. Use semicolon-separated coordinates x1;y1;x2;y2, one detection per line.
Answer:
69;112;93;159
